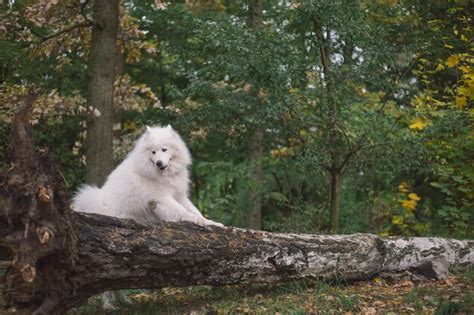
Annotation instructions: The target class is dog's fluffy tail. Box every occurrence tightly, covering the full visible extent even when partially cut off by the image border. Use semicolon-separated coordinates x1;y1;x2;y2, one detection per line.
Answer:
72;185;103;214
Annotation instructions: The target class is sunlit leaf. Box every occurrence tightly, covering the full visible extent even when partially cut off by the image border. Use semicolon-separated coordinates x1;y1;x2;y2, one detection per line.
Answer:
409;117;426;130
408;193;421;201
446;55;460;67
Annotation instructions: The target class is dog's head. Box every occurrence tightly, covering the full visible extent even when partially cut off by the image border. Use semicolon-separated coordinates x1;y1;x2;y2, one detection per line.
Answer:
136;125;191;176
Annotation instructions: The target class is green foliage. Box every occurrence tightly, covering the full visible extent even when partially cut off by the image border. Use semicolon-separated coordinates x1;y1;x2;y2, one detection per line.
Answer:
435;291;474;315
34;117;86;191
425;112;473;236
192;161;248;226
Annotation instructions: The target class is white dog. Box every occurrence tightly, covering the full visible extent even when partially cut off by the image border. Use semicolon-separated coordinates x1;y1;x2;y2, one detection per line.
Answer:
73;125;222;226
72;125;222;310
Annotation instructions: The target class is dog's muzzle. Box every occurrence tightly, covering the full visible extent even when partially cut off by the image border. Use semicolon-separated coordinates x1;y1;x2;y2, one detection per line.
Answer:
156;160;167;171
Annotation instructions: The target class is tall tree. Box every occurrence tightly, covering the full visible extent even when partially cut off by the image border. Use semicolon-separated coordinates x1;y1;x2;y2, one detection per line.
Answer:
246;0;264;230
313;19;342;232
289;1;418;232
85;0;120;186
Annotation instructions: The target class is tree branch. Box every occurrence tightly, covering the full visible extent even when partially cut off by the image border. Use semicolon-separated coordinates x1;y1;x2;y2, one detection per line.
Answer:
338;56;420;172
31;22;92;43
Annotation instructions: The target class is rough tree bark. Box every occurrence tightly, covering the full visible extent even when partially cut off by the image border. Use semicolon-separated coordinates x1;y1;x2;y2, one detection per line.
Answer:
1;93;473;314
85;0;119;186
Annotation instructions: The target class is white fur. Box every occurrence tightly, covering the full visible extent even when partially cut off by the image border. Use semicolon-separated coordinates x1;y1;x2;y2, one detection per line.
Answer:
73;125;222;227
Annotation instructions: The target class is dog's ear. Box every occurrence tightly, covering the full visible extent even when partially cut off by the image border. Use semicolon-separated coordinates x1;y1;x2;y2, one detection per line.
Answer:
145;125;152;134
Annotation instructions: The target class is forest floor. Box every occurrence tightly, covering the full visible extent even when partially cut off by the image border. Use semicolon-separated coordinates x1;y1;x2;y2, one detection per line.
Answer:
1;268;473;314
68;267;473;314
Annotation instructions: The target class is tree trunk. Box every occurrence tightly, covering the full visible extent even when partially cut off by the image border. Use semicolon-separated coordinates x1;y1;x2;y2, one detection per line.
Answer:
246;0;264;230
247;128;264;229
113;46;125;139
85;0;119;186
329;170;342;233
248;0;263;29
1;97;474;314
313;19;343;233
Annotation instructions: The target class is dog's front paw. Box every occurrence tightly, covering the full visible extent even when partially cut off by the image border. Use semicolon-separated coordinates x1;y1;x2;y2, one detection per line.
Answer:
194;217;224;228
194;218;208;226
204;219;224;227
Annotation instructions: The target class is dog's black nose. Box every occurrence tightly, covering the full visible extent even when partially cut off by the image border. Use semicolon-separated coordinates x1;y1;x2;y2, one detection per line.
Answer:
156;160;163;167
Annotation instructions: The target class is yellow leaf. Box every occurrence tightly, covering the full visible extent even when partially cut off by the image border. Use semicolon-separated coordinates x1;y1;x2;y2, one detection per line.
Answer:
411;96;423;107
458;86;469;96
398;181;410;193
446;55;460;67
409;117;426;130
401;199;417;211
465;73;474;82
435;63;445;71
408;193;421;201
459;65;471;74
392;215;404;225
288;88;298;94
271;147;290;158
445;44;454;49
456;96;467;109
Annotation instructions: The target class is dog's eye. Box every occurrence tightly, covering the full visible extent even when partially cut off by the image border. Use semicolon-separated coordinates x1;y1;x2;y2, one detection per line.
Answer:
162;148;167;152
151;150;156;154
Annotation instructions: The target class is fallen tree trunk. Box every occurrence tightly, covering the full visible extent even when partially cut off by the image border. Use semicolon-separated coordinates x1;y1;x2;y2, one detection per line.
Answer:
3;212;474;314
1;92;473;314
65;213;474;300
